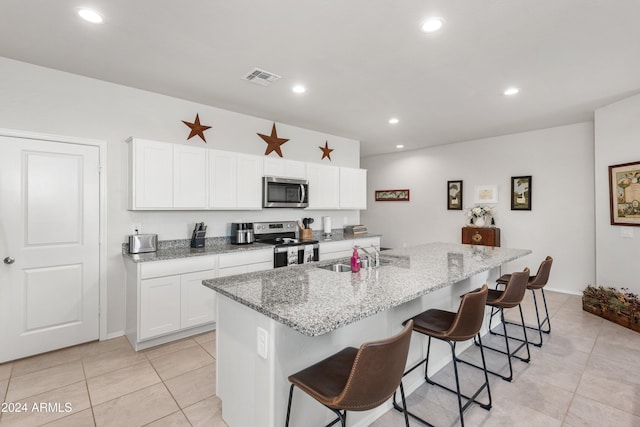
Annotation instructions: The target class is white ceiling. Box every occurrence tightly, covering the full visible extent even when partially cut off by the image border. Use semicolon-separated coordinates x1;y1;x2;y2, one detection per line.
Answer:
1;1;639;157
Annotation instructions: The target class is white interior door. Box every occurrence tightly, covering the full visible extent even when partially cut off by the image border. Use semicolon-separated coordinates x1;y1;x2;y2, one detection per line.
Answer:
0;135;100;363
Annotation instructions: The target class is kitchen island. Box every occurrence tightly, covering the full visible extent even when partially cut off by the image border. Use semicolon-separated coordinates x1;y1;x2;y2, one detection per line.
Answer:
203;242;531;427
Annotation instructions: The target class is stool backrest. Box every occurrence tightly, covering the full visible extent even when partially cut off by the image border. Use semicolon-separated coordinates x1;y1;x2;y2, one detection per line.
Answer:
529;256;553;289
495;268;530;308
446;284;488;341
332;320;413;411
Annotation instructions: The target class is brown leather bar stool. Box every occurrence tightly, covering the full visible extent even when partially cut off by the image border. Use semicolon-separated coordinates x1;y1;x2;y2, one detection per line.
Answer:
493;256;553;347
465;268;531;382
285;320;413;427
393;285;491;427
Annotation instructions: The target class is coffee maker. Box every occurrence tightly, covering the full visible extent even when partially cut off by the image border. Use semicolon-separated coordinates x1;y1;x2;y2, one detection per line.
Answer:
231;222;255;245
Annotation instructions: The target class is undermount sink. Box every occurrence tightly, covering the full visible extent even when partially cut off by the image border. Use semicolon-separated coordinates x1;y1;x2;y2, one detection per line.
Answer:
318;263;352;273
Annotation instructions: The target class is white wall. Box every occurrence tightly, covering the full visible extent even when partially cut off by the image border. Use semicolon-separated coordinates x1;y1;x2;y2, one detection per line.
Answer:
361;122;595;294
0;57;362;337
594;93;640;293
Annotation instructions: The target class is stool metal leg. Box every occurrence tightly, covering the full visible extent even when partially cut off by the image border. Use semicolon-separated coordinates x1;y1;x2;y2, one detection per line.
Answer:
286;384;349;427
499;288;552;347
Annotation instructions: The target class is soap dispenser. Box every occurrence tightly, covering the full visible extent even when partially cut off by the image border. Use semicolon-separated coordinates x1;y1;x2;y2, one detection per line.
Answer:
351;246;361;272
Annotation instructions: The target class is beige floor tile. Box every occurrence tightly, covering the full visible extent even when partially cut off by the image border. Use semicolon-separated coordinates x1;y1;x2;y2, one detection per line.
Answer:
564;394;640;427
79;336;133;358
464;399;562;427
82;346;147;379
199;338;216;358
0;379;8;402
164;363;216;408
0;363;13;381
149;346;214;381
143;338;198;360
143;411;191;426
0;381;90;427
5;360;85;402
183;396;227;427
576;371;640;417
10;346;83;378
87;360;161;406
585;353;640;386
42;409;96;426
192;331;215;345
92;383;178;427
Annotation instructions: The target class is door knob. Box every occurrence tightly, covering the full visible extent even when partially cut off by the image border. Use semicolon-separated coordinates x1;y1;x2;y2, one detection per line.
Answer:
3;257;15;265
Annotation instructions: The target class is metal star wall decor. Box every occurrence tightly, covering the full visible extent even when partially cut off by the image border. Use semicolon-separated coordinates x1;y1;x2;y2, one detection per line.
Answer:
257;123;289;157
182;113;212;143
319;141;334;161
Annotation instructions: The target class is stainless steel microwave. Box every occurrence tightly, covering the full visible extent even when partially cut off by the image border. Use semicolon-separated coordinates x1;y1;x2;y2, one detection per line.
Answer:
263;176;309;208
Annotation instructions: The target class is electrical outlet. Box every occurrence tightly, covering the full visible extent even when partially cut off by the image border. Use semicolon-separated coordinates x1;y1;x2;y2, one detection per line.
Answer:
621;228;634;238
257;327;268;359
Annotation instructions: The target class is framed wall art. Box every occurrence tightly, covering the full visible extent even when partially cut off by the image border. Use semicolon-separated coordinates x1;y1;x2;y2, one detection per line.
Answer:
375;189;410;202
609;160;640;226
511;176;532;210
474;185;498;204
447;180;463;210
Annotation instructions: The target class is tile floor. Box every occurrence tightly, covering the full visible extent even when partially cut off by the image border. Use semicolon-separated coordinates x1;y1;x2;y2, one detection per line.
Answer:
1;290;639;426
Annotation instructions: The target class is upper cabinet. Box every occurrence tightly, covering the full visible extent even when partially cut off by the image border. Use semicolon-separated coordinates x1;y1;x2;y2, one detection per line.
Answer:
306;163;340;209
174;144;208;209
209;151;263;210
263;157;306;179
129;138;174;209
339;167;367;210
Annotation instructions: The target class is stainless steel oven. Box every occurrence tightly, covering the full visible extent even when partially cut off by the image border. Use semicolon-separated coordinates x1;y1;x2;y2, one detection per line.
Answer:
263;177;308;208
253;221;319;268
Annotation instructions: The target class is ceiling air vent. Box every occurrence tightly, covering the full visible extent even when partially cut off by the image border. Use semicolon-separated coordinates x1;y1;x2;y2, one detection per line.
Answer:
242;68;282;86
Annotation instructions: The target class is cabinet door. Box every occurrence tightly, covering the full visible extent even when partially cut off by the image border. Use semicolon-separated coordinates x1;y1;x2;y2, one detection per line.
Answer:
209;150;237;208
339;167;367;209
285;160;306;179
181;270;217;329
130;138;173;209
236;154;263;209
306;164;340;209
139;275;181;340
174;145;208;208
263;157;286;177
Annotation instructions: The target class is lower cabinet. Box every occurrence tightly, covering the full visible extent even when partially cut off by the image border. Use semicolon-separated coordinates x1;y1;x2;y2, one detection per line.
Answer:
139;275;182;340
319;237;381;261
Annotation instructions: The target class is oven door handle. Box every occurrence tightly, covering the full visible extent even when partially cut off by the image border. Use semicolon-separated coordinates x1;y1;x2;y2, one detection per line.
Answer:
300;184;306;204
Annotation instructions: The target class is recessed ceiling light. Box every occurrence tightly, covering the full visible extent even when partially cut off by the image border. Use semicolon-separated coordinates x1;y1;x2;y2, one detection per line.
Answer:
421;17;445;33
504;87;520;96
389;118;399;124
396;144;405;149
292;85;306;94
78;8;103;24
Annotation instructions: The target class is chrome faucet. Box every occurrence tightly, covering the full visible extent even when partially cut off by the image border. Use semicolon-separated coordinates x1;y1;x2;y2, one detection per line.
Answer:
360;246;380;268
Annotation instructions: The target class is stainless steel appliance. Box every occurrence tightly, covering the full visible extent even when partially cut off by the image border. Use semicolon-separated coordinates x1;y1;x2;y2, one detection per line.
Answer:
253;221;319;268
231;222;255;245
128;233;158;254
263;177;309;208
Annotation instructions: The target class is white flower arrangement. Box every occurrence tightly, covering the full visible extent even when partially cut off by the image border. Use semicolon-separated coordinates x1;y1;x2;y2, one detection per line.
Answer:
466;205;492;219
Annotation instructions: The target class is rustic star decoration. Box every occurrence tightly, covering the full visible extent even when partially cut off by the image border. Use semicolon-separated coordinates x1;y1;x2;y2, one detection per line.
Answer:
182;114;212;143
319;141;334;161
257;123;289;157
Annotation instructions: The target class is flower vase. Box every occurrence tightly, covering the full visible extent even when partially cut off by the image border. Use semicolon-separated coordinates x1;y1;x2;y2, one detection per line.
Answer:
474;217;486;227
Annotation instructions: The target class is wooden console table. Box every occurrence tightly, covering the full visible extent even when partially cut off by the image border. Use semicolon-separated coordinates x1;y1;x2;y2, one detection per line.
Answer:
462;227;501;247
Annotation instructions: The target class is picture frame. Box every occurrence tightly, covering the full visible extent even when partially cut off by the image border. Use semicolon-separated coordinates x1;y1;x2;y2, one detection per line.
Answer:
511;176;532;210
474;185;498;204
609;160;640;226
375;189;410;202
447;180;463;210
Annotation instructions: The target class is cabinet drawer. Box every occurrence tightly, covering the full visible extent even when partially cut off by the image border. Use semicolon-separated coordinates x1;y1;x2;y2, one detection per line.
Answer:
141;255;217;279
354;237;380;249
219;261;273;278
461;227;501;247
219;249;273;268
319;240;354;255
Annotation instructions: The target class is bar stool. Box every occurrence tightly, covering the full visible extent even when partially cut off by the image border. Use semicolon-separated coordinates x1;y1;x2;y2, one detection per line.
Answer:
285;320;413;427
393;285;491;427
468;268;531;382
493;256;553;347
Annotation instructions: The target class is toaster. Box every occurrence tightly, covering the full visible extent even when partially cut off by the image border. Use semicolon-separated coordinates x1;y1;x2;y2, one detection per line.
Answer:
128;233;158;254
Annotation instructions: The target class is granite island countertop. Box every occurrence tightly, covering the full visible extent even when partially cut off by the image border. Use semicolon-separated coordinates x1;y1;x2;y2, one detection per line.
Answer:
203;242;531;336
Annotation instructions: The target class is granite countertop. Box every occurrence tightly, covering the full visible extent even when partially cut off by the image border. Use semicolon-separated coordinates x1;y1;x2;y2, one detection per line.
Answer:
203;242;532;336
122;237;275;263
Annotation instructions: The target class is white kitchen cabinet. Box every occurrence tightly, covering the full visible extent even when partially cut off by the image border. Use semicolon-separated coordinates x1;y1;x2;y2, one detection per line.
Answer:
139;275;181;340
209;150;237;208
319;236;380;261
236;153;263;209
306;163;340;209
129;138;173;209
218;249;273;277
264;157;306;179
174;144;208;208
339;167;367;209
125;255;218;350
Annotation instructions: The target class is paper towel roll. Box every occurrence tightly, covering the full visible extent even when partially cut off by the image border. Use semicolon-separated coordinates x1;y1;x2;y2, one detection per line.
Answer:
322;216;332;233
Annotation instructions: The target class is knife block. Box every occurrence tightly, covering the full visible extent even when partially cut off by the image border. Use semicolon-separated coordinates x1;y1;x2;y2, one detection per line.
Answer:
300;228;313;241
190;236;205;248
